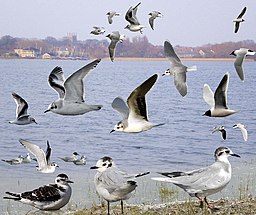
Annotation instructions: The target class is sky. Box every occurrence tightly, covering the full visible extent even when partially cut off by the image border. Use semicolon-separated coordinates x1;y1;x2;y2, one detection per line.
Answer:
1;0;256;47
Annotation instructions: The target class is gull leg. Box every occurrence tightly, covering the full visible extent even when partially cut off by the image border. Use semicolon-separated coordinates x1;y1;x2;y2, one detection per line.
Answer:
195;193;204;208
204;197;215;209
121;200;124;214
107;201;110;215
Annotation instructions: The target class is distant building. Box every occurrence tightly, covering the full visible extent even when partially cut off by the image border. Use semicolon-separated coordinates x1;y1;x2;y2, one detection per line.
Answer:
66;33;77;43
42;53;51;59
14;48;35;58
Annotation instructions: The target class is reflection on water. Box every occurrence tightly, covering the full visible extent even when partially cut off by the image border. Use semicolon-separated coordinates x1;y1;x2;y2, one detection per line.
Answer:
0;59;256;214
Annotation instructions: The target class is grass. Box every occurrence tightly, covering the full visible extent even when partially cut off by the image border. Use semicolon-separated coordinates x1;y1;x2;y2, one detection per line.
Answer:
74;197;256;215
73;179;256;215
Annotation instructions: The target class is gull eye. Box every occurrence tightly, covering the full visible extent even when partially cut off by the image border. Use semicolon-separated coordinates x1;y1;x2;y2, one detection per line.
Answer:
225;150;230;154
218;151;224;156
103;163;107;166
57;179;60;183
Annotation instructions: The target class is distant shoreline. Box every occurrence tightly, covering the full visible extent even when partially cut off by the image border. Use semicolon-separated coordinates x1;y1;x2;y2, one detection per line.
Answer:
1;57;255;62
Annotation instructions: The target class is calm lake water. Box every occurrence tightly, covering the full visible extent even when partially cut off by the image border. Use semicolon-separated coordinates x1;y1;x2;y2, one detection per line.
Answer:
0;59;256;214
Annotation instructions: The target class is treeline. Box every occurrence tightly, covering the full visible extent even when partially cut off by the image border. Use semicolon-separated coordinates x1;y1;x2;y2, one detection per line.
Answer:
0;35;256;59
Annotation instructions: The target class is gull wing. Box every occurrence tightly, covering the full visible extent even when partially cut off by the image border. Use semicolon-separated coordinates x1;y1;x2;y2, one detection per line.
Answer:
64;59;101;102
45;140;51;164
203;84;214;108
48;66;65;98
239;126;248;141
233;124;248;141
214;73;229;109
174;68;187;97
149;16;155;30
98;167;136;195
234;53;245;80
125;2;141;25
21;184;61;202
164;41;182;64
234;22;240;33
237;7;246;19
12;92;28;118
19;139;47;170
108;32;120;62
112;97;129;119
127;74;158;122
153;163;227;193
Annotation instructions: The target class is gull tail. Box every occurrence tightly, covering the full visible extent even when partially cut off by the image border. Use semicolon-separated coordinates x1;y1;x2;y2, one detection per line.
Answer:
3;192;21;201
151;177;174;183
135;171;150;178
90;105;103;111
187;65;197;72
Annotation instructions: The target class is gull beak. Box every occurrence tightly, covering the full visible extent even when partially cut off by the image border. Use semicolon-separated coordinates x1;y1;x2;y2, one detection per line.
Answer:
162;73;165;76
231;153;240;158
67;180;74;183
44;109;50;113
110;130;115;133
90;166;98;169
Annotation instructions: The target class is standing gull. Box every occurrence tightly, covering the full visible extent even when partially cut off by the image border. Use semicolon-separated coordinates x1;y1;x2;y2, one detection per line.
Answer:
162;41;197;97
125;2;145;33
9;92;37;125
203;73;238;117
106;11;120;24
230;48;255;81
44;59;102;115
59;152;79;162
106;31;125;62
4;173;73;210
233;7;246;33
2;155;24;165
19;139;58;173
111;74;163;133
233;123;248;141
73;155;87;165
148;11;163;30
91;156;149;215
152;147;240;209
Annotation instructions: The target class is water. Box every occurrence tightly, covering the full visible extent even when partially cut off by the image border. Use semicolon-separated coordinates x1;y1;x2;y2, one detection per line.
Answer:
0;59;256;214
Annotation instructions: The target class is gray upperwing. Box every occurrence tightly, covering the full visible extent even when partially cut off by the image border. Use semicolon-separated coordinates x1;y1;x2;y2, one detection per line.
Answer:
164;41;182;64
234;54;245;80
64;59;101;102
174;68;187;97
149;16;155;30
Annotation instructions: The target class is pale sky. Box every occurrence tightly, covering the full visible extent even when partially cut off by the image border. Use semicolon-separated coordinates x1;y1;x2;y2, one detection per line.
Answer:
1;0;255;47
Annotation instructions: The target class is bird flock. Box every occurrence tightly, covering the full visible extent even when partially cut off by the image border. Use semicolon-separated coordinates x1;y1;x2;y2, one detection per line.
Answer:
2;2;255;214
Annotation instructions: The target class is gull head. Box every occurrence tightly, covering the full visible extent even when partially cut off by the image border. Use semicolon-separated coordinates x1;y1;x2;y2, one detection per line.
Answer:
90;156;115;173
29;117;37;124
110;121;125;133
55;173;73;186
162;69;173;76
51;162;59;168
124;25;130;30
44;101;58;113
203;110;211;117
214;147;240;162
